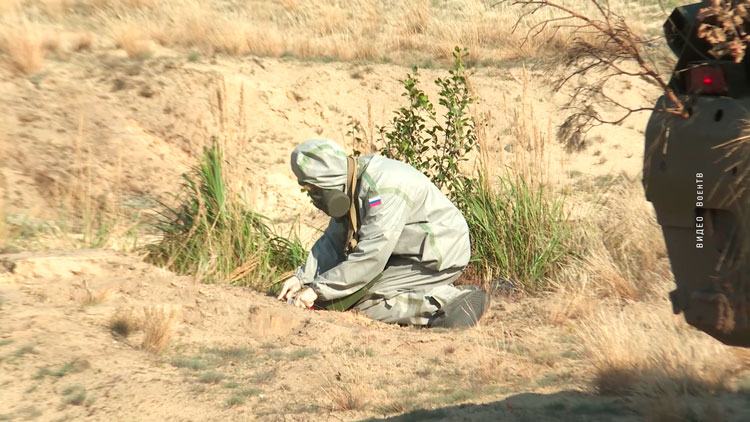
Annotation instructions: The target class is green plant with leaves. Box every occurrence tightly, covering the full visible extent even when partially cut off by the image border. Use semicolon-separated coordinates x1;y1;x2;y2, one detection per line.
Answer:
378;47;478;210
375;47;575;293
147;142;305;291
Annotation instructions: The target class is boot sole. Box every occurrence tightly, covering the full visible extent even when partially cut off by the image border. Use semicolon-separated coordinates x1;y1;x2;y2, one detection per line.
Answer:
430;290;489;328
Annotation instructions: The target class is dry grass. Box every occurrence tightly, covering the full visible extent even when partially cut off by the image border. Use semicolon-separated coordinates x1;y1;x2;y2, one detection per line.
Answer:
0;21;45;75
577;303;741;397
323;384;368;411
0;0;654;67
553;179;671;302
0;163;7;250
110;22;152;59
71;32;94;52
141;304;180;354
79;280;114;306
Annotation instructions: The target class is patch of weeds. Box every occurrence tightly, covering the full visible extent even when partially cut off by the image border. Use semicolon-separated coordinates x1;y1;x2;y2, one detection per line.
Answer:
252;368;277;384
482;384;516;395
187;53;200;62
60;385;87;407
223;381;240;389
364;347;375;357
16;406;42;419
170;357;207;371
429;389;477;406
535;373;571;388
14;345;36;357
61;385;83;396
25;384;39;393
226;394;245;407
560;350;580;359
531;351;559;367
238;387;261;396
198;371;226;384
0;339;13;347
266;349;285;360
34;362;76;380
191;384;207;394
288;348;317;360
34;368;52;379
205;346;253;361
415;368;432;378
376;398;418;415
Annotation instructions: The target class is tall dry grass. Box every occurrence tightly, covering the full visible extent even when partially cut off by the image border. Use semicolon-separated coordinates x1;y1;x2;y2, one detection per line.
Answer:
0;0;654;69
0;21;45;75
141;304;180;354
577;303;742;397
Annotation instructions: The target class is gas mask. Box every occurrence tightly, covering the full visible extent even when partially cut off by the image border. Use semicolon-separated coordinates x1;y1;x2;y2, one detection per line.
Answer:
307;187;350;219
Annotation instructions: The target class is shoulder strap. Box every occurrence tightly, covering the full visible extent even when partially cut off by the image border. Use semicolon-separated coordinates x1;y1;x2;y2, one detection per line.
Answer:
345;156;359;254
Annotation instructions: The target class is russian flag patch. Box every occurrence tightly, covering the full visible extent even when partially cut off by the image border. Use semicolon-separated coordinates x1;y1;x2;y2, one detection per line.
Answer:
368;196;382;207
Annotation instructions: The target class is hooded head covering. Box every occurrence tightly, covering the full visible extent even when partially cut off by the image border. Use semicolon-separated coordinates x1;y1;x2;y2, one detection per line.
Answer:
290;139;348;190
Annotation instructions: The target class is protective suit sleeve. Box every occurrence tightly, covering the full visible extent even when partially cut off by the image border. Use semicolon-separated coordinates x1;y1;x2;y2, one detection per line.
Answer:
311;192;410;301
295;219;347;285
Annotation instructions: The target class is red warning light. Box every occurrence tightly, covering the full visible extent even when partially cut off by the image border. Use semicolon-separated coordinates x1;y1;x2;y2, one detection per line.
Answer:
688;65;727;95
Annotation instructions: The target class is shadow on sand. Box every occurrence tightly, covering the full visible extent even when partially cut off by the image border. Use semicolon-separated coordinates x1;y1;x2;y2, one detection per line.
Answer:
361;389;750;422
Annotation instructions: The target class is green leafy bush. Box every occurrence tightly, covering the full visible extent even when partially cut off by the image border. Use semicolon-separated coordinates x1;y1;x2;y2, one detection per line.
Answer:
377;47;575;293
378;47;477;210
147;143;305;291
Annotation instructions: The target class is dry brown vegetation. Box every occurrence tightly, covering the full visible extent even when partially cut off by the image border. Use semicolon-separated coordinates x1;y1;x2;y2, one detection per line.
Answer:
0;0;659;74
141;305;180;354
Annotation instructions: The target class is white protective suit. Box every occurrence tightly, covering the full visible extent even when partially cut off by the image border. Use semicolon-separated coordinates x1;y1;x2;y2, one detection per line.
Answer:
291;139;472;326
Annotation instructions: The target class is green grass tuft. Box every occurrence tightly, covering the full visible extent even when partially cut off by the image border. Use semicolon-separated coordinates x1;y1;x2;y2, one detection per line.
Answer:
171;357;208;371
198;371;226;384
147;143;305;292
459;172;574;293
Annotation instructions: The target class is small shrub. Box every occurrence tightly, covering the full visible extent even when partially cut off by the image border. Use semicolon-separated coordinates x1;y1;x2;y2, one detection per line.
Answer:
378;47;477;211
226;393;245;407
288;348;317;360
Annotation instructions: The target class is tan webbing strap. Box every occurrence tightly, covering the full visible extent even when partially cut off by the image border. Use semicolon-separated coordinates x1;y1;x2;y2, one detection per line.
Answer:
345;156;359;254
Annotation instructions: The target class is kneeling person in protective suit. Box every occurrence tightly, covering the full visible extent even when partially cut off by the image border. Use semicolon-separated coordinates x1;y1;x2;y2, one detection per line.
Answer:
277;138;489;327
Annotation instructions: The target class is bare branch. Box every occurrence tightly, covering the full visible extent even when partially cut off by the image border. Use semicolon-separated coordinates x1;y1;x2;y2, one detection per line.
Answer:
497;0;690;150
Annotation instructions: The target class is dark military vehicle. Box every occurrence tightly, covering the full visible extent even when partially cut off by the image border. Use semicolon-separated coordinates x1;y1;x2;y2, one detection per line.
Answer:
643;1;749;347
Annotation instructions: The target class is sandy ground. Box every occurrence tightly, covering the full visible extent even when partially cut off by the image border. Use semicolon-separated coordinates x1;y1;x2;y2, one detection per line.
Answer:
2;250;748;422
